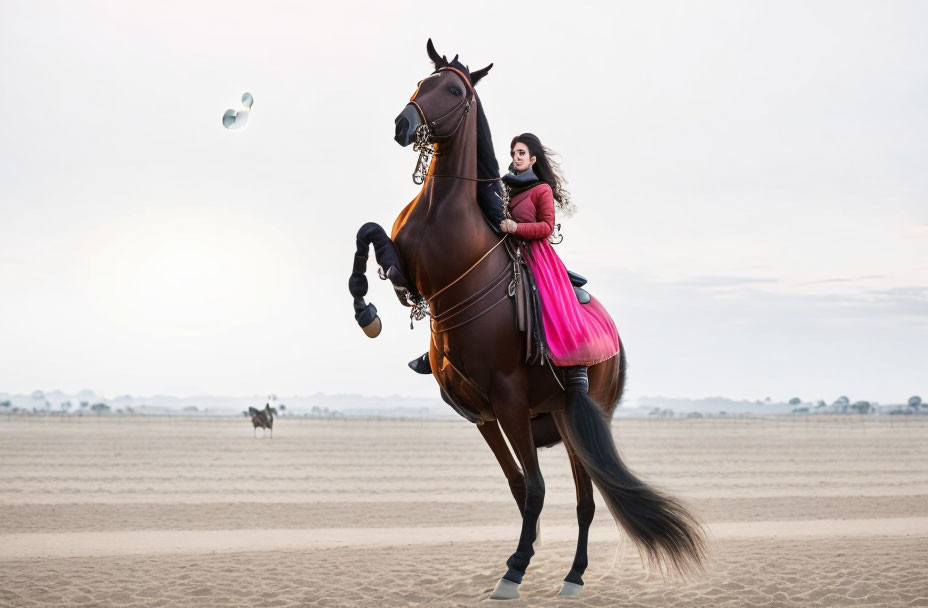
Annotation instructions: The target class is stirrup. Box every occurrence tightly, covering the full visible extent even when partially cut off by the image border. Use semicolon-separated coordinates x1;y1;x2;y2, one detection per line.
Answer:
567;270;590;304
573;285;591;304
565;366;589;393
408;352;431;374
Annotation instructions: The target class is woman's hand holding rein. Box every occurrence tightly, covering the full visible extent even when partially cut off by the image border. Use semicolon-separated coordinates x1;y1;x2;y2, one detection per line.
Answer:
499;219;518;234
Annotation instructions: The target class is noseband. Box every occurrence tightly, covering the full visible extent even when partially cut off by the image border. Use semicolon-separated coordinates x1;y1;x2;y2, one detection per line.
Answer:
409;66;475;142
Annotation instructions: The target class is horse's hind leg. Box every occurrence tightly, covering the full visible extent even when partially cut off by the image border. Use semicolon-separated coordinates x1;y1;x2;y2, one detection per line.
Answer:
558;450;595;597
477;420;526;515
490;405;544;600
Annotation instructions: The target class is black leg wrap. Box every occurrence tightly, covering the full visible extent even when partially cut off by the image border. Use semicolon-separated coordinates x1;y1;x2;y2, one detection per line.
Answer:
565;366;589;393
577;501;596;527
504;488;543;584
563;501;595;586
503;567;524;585
354;299;377;327
564;569;584;586
349;222;418;312
357;222;413;295
349;253;370;300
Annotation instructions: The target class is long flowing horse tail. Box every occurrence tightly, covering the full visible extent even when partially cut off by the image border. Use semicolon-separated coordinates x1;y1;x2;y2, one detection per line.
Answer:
551;355;706;576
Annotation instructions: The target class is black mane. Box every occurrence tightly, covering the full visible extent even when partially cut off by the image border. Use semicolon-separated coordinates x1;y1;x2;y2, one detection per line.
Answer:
429;44;504;228
474;93;500;182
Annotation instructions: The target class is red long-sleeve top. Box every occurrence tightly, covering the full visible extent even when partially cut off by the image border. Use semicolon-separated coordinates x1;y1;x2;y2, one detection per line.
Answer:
509;183;555;240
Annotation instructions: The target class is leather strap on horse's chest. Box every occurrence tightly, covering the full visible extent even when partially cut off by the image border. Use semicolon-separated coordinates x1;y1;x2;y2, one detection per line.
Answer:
429;262;513;334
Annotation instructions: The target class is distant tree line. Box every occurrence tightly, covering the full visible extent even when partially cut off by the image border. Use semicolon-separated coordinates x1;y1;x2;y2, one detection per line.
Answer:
787;394;925;415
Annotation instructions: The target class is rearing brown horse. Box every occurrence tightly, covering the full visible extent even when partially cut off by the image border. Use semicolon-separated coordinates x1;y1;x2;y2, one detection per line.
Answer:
348;39;705;599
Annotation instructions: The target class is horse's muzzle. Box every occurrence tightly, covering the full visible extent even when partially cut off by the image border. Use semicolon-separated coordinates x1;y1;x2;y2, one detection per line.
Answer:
394;104;421;147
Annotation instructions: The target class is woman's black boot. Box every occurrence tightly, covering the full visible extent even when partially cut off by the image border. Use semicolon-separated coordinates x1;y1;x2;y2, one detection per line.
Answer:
565;366;589;393
408;352;431;374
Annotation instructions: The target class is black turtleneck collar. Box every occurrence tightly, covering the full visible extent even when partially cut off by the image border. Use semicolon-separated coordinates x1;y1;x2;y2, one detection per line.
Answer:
502;165;544;196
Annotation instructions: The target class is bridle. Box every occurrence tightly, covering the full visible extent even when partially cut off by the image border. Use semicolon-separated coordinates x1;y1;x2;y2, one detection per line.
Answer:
408;67;502;186
409;66;475;142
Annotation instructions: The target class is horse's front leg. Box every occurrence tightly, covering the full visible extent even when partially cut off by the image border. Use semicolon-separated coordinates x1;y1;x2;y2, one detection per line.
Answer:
489;402;544;600
476;420;526;515
558;449;595;597
348;222;416;337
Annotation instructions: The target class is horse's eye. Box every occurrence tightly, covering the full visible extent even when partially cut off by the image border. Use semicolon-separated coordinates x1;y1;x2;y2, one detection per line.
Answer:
449;86;463;96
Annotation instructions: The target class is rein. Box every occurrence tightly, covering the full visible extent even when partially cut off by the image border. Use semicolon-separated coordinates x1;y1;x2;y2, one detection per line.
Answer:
428;174;501;182
406;234;514;334
429;262;513;334
427;235;508;304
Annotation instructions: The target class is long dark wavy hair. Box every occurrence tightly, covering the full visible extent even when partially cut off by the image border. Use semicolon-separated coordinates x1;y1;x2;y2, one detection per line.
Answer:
510;133;574;214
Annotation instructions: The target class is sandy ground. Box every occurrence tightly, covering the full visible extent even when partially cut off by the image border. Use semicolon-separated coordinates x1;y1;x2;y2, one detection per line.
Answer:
1;415;926;607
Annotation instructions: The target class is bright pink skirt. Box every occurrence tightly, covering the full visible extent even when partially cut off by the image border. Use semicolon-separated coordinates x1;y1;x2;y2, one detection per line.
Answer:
523;239;620;366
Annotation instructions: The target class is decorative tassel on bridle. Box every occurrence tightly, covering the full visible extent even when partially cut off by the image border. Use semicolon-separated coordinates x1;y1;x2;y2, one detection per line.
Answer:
412;123;435;185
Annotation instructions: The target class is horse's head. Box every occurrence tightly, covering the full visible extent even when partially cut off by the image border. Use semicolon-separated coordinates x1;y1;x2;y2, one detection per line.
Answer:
394;39;492;147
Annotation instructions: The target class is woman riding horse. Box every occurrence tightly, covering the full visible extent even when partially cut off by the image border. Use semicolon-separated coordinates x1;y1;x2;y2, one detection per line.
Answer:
498;133;620;392
350;39;705;599
408;134;616;393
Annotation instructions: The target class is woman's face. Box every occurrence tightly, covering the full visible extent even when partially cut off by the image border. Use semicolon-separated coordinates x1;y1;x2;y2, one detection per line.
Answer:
511;142;536;173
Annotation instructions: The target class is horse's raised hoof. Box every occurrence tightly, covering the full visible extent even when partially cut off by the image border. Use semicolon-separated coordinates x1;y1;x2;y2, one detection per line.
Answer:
557;581;583;597
361;316;382;338
489;578;520;600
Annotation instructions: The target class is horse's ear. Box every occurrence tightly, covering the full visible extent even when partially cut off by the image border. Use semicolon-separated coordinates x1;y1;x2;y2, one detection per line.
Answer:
471;63;493;85
427;38;446;68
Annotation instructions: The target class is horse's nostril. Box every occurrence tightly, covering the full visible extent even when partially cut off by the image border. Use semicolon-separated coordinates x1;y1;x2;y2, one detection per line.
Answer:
395;116;409;141
394;105;421;146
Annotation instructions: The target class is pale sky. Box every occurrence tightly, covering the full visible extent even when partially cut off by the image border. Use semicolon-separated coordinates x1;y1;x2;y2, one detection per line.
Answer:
1;0;926;404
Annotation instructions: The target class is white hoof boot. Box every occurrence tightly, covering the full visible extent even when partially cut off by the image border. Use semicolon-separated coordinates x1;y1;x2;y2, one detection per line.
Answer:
557;581;583;597
489;578;520;600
